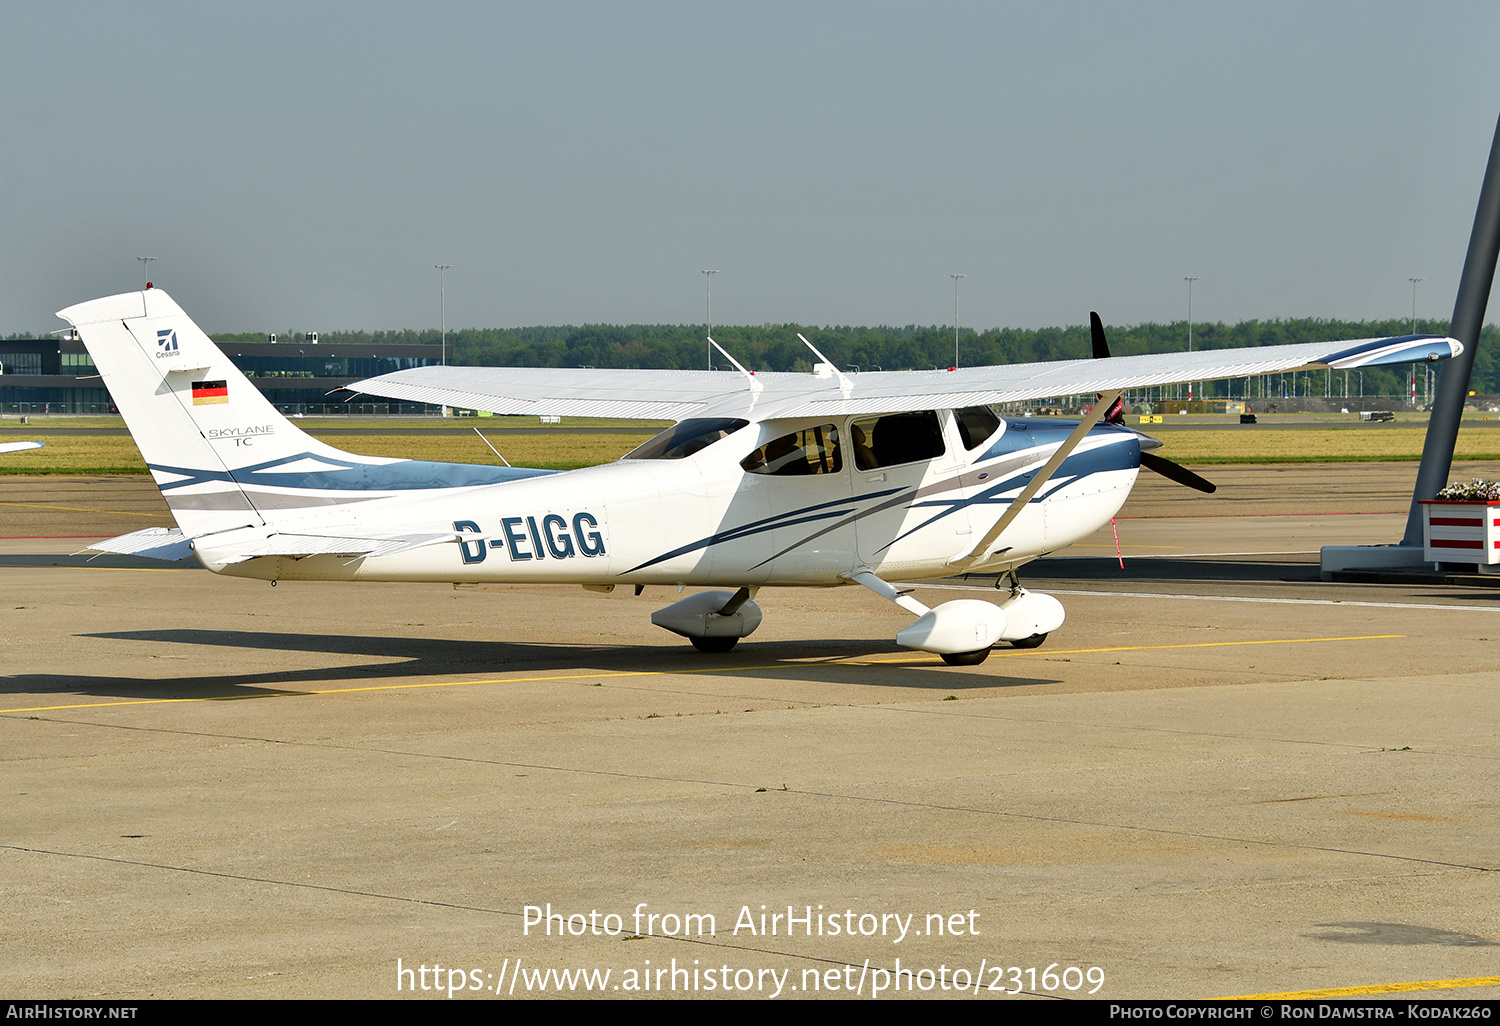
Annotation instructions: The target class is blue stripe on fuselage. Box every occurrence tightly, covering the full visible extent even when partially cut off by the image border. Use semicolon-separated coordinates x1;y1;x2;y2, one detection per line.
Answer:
630;419;1140;571
883;421;1140;547
623;487;904;574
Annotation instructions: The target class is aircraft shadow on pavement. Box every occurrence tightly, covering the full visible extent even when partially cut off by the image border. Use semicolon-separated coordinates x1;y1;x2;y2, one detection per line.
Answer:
1;629;1057;701
0;554;194;571
1020;557;1318;585
1410;589;1500;603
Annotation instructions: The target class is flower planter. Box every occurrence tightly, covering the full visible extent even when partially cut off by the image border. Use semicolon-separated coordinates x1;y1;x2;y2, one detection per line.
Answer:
1419;499;1500;572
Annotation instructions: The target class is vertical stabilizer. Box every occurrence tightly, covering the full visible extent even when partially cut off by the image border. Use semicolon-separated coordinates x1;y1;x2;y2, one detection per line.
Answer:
56;289;387;534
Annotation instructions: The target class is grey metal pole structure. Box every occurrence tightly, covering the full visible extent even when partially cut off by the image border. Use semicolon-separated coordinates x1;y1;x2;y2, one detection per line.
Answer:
703;269;718;370
1409;276;1423;334
951;273;965;367
1401;112;1500;547
436;264;453;367
137;256;157;286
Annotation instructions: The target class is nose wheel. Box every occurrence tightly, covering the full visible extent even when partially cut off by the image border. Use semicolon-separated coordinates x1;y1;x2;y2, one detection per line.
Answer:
939;647;992;666
690;636;739;653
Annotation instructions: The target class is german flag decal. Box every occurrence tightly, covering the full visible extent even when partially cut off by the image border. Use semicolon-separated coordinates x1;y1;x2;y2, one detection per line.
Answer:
191;380;228;405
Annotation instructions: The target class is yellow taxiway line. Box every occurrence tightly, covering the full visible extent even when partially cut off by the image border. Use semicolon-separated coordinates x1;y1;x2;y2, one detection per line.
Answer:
0;500;171;518
1225;974;1500;999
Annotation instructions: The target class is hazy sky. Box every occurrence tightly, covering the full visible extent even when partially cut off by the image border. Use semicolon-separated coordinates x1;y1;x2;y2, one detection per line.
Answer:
5;2;1500;335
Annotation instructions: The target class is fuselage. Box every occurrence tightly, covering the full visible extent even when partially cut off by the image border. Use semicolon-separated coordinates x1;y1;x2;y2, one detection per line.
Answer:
196;411;1142;587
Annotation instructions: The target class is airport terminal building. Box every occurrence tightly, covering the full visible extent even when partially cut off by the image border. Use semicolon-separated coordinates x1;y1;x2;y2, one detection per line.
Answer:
0;335;443;415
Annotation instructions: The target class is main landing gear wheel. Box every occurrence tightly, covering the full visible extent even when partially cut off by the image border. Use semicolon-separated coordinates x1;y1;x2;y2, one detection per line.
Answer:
1010;633;1048;649
940;647;992;666
690;636;739;653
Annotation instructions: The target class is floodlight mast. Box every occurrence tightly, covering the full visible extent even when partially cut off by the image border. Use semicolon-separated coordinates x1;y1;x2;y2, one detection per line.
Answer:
703;269;718;370
1412;277;1427;407
435;264;453;367
137;256;157;287
1185;276;1199;401
951;273;966;367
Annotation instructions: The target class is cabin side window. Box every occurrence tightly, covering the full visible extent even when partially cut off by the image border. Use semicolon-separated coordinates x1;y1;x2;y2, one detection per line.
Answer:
954;405;1002;450
622;418;749;460
741;424;842;476
850;410;945;470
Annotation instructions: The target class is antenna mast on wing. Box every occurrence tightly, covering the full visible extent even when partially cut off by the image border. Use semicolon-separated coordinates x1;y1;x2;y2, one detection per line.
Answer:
708;336;762;394
797;333;852;391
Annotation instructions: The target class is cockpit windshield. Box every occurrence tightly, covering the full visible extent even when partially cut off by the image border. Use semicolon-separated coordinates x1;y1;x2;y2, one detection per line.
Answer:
622;418;750;460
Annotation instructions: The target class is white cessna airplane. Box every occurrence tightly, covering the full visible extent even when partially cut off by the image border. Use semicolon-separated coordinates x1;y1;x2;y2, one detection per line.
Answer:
60;288;1460;664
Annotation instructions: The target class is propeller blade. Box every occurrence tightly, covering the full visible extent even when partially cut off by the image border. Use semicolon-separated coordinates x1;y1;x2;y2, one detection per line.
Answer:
1089;313;1125;422
1140;450;1217;493
1090;311;1110;359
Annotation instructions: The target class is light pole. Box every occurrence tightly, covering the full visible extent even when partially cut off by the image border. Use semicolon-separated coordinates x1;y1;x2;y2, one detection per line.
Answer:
1410;276;1426;407
951;273;966;367
1185;276;1199;401
435;265;453;366
702;270;718;370
137;256;157;287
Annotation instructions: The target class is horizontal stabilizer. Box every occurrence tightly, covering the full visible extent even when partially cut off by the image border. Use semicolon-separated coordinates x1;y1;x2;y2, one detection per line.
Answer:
85;527;194;561
216;531;461;564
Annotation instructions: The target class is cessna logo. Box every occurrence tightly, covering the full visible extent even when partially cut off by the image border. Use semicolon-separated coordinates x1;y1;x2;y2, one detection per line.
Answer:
454;514;606;565
154;329;180;358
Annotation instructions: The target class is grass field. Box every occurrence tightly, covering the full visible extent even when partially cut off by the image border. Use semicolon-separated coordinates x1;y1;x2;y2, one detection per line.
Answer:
320;431;655;470
0;431;656;474
1154;427;1500;464
0;415;663;431
4;416;1500;474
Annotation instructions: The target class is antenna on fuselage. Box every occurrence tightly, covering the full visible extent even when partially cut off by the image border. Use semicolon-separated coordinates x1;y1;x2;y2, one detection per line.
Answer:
797;333;852;390
707;336;762;394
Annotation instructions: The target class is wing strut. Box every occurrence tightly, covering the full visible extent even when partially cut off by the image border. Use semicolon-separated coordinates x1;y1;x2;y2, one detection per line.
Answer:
843;569;931;616
473;428;511;466
948;389;1123;570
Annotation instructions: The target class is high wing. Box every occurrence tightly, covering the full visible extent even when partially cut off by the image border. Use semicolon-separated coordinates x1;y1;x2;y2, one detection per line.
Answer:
345;333;1462;423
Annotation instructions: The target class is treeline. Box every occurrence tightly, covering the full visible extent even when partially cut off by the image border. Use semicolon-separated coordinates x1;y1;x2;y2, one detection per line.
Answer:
212;318;1500;397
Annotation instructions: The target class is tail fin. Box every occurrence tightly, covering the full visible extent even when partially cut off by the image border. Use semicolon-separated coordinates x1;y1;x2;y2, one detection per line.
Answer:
57;288;543;536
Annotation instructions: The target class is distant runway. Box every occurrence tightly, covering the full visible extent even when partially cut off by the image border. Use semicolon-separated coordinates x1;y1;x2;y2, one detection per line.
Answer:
2;466;1497;999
